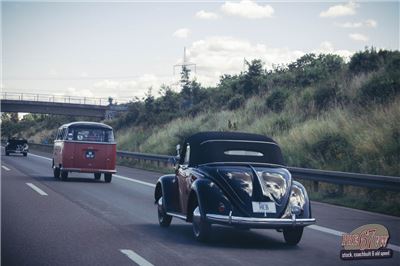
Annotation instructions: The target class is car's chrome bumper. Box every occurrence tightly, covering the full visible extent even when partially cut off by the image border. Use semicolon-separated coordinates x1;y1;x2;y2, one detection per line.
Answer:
206;213;316;228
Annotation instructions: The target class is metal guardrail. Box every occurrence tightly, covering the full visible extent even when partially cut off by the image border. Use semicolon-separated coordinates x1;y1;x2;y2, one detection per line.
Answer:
1;92;131;106
27;143;400;191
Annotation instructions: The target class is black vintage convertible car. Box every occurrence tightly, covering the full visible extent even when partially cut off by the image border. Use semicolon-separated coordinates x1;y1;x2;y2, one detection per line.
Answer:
154;132;315;244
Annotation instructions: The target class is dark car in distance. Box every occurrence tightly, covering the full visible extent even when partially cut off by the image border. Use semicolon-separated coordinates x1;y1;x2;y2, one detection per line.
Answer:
154;132;315;244
5;138;29;156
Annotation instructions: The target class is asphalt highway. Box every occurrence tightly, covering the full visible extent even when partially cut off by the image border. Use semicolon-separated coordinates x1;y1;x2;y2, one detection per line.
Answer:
2;149;399;266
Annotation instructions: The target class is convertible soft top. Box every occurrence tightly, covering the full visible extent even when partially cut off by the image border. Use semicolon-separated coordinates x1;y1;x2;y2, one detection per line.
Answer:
182;131;285;166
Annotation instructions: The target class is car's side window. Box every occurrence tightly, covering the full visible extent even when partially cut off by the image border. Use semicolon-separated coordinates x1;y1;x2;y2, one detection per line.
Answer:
184;144;190;165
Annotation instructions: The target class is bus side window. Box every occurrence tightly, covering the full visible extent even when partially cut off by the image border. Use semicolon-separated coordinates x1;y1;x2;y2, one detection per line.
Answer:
56;129;62;140
67;128;73;140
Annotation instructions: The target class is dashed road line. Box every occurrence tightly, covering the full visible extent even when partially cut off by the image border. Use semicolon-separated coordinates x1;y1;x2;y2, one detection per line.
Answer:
28;153;52;161
2;165;11;171
120;249;154;266
26;183;48;196
27;152;400;252
114;174;156;188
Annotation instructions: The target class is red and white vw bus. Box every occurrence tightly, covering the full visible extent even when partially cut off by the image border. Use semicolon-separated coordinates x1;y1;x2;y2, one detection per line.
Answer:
52;122;117;183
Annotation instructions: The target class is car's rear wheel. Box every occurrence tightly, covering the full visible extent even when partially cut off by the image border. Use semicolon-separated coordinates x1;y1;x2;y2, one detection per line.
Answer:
23;152;27;157
157;197;172;227
104;173;112;183
283;227;304;245
53;167;60;179
60;171;68;181
94;173;101;180
192;205;211;242
5;152;9;156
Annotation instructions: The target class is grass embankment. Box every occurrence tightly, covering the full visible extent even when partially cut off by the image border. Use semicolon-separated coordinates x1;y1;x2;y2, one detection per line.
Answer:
115;72;400;216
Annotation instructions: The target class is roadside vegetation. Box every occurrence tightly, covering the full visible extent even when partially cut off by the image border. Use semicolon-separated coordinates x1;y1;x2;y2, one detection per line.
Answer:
2;48;399;215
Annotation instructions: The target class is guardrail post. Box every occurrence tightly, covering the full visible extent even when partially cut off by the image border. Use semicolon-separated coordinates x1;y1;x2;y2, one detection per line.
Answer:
313;181;319;193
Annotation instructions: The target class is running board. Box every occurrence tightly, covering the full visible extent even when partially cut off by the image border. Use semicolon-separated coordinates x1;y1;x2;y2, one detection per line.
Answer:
166;212;186;221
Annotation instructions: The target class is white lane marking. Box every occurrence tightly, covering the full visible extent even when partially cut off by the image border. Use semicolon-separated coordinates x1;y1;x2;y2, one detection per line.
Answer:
308;225;400;253
26;183;48;196
28;153;52;161
28;152;400;252
2;165;11;171
308;224;344;237
114;174;156;188
120;249;154;266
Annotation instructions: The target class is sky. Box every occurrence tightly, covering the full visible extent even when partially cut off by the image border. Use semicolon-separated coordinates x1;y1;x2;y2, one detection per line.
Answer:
2;0;399;101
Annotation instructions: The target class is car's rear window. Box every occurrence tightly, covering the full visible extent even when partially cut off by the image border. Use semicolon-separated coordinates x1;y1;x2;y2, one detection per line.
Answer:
67;127;114;143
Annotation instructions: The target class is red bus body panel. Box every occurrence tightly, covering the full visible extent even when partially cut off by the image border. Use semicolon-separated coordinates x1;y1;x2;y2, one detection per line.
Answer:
53;141;116;174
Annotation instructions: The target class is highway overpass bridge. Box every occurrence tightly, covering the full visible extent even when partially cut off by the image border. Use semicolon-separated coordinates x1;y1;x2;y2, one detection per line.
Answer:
0;92;128;119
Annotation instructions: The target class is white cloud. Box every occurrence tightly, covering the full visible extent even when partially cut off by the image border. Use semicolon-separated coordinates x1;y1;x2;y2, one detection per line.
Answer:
195;10;219;20
336;19;378;28
336;22;363;28
65;87;94;98
365;19;377;28
320;1;358;18
349;33;368;42
92;74;179;100
221;1;274;19
185;36;302;86
314;41;353;60
173;28;190;39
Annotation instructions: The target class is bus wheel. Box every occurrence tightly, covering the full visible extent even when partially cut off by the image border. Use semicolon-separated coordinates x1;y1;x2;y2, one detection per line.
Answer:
54;167;60;179
94;173;101;180
61;171;68;181
104;173;112;183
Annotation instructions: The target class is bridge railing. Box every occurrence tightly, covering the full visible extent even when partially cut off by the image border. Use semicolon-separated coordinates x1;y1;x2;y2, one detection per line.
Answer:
27;143;400;192
1;92;129;106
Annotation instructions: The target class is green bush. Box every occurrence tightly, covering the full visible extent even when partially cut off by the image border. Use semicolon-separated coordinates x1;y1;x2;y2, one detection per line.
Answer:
359;74;399;104
313;84;339;110
227;95;245;110
310;133;354;166
349;48;382;74
266;90;288;112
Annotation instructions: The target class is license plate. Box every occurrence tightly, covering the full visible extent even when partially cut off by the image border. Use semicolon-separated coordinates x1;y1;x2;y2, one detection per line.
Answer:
252;202;276;213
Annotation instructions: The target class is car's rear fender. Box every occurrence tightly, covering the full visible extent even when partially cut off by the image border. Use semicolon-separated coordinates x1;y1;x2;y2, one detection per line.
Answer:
155;174;180;213
187;179;231;222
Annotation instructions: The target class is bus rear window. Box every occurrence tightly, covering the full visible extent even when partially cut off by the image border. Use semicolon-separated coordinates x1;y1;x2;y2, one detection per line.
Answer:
68;128;114;143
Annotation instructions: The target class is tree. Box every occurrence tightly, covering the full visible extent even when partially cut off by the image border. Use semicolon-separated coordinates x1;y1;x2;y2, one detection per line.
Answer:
236;59;264;96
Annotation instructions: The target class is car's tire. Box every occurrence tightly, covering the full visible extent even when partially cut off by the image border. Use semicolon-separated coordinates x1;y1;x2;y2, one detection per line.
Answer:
283;227;304;245
192;205;211;242
53;167;60;179
60;171;68;181
5;152;9;156
23;153;27;157
104;173;112;183
157;197;172;227
94;173;101;180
